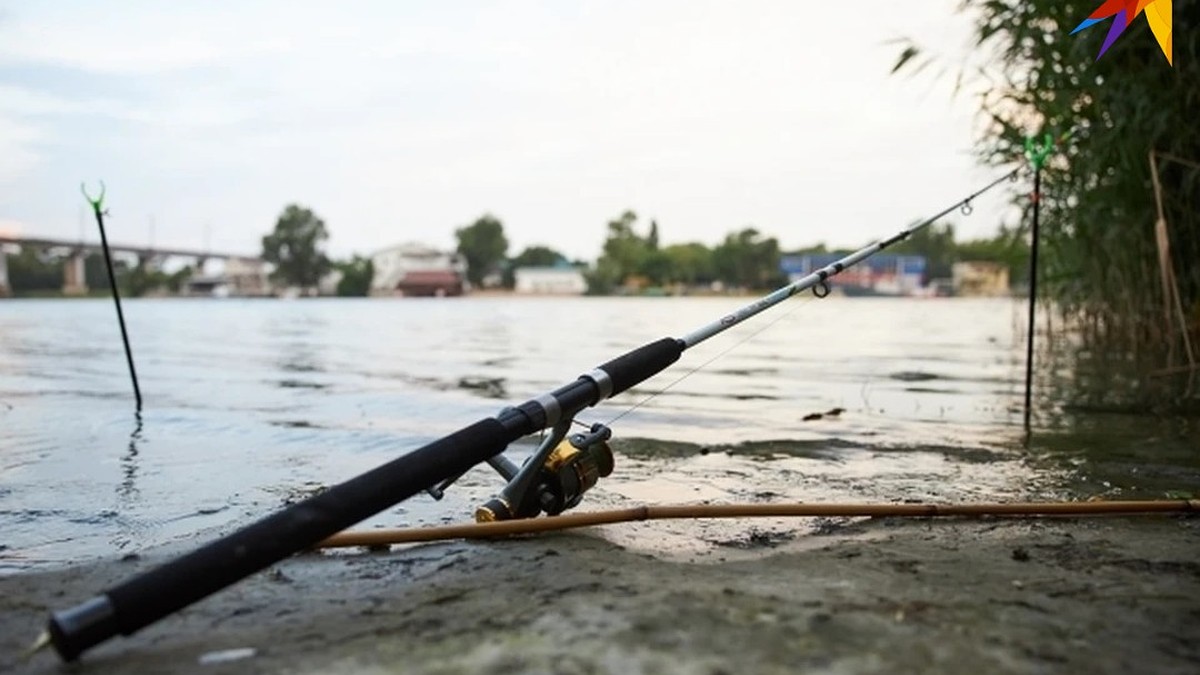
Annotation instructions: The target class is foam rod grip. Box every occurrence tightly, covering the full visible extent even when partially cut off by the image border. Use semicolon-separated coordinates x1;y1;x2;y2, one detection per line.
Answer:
597;337;683;397
67;418;516;652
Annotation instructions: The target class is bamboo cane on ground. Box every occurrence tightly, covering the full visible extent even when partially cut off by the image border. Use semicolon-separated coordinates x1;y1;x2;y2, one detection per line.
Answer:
318;499;1200;549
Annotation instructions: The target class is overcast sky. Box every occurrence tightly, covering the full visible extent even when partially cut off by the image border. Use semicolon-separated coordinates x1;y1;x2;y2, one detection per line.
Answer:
0;1;1019;261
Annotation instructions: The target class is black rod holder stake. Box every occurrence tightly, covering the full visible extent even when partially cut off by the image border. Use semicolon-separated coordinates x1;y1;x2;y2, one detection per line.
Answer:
1023;168;1042;431
82;182;142;411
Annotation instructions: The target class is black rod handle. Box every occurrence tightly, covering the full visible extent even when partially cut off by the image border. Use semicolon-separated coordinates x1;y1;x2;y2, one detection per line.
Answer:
596;337;683;396
46;337;681;662
48;417;519;661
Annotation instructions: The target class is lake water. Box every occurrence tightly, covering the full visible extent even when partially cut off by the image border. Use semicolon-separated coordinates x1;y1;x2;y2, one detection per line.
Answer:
1;296;1196;572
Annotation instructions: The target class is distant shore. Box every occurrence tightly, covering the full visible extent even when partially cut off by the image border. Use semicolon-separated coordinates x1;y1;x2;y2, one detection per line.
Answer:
0;288;1017;300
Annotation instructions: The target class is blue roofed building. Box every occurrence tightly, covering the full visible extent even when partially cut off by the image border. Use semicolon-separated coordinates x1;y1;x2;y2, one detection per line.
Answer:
780;253;927;296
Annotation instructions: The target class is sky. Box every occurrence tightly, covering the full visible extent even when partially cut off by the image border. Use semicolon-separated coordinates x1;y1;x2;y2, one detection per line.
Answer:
0;1;1020;261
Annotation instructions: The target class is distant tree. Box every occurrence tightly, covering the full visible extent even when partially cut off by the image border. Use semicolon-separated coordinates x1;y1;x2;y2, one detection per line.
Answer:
79;252;173;297
166;265;194;293
590;210;650;293
335;256;374;296
261;204;331;291
640;249;672;286
712;228;782;289
119;263;171;297
647;219;660;250
6;249;63;292
889;222;957;280
455;214;509;287
85;253;111;289
639;219;667;284
782;242;830;256
504;245;566;287
510;245;565;269
661;242;715;286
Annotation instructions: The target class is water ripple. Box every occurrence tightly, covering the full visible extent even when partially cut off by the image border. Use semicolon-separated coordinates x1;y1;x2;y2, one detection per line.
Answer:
0;297;1044;573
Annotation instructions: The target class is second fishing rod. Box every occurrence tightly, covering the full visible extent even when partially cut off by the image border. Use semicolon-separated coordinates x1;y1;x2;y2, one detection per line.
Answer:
39;165;1022;663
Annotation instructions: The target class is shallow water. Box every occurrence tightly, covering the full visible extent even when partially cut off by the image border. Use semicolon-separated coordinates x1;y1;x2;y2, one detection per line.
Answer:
0;296;1195;572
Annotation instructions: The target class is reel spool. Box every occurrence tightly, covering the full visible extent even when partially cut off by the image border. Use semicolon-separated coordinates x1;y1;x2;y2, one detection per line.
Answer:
476;430;614;522
427;421;615;522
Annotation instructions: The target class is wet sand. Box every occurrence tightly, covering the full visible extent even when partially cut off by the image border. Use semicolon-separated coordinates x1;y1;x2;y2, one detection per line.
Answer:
4;513;1198;674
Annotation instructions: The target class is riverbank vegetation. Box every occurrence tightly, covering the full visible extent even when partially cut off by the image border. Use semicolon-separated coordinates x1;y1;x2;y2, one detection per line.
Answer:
261;204;333;293
894;0;1199;408
6;211;1026;299
448;210;1028;296
3;248;193;298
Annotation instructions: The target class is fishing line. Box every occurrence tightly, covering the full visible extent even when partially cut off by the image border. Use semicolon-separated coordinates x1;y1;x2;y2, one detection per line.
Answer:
599;166;1022;429
601;292;819;428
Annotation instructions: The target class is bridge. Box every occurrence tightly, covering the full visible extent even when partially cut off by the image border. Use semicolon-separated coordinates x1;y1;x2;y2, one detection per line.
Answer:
0;234;262;296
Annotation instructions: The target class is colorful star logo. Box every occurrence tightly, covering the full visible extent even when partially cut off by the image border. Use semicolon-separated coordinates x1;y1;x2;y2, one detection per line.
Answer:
1071;0;1173;65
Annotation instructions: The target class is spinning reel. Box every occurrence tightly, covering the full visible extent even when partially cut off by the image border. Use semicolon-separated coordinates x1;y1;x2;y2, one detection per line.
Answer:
426;417;614;522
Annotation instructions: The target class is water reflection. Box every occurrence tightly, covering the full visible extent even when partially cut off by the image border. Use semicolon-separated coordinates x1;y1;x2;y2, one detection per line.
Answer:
1028;334;1200;498
457;376;508;399
118;412;143;503
1;296;1191;572
269;311;330;376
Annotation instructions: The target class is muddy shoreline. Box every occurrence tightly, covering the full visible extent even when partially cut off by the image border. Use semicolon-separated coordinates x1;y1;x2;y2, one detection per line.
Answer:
3;513;1198;674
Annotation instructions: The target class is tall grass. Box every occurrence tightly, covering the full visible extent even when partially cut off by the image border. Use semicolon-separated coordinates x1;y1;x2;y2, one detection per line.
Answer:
896;1;1199;409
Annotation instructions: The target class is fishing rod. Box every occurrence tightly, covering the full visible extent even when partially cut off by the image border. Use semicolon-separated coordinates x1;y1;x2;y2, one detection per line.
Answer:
36;167;1020;663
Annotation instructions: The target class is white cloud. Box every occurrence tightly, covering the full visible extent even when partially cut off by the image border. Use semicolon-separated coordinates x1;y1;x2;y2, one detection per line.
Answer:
0;217;30;237
0;1;1010;260
0;84;88;115
0;2;291;74
0;114;43;182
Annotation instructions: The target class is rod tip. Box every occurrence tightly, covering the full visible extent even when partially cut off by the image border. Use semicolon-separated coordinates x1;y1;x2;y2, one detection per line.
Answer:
21;631;51;661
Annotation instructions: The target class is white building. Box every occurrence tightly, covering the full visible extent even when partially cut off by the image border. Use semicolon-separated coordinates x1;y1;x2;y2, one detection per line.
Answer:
184;257;271;297
952;261;1010;297
370;242;467;296
317;269;343;296
513;266;587;295
224;257;271;296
